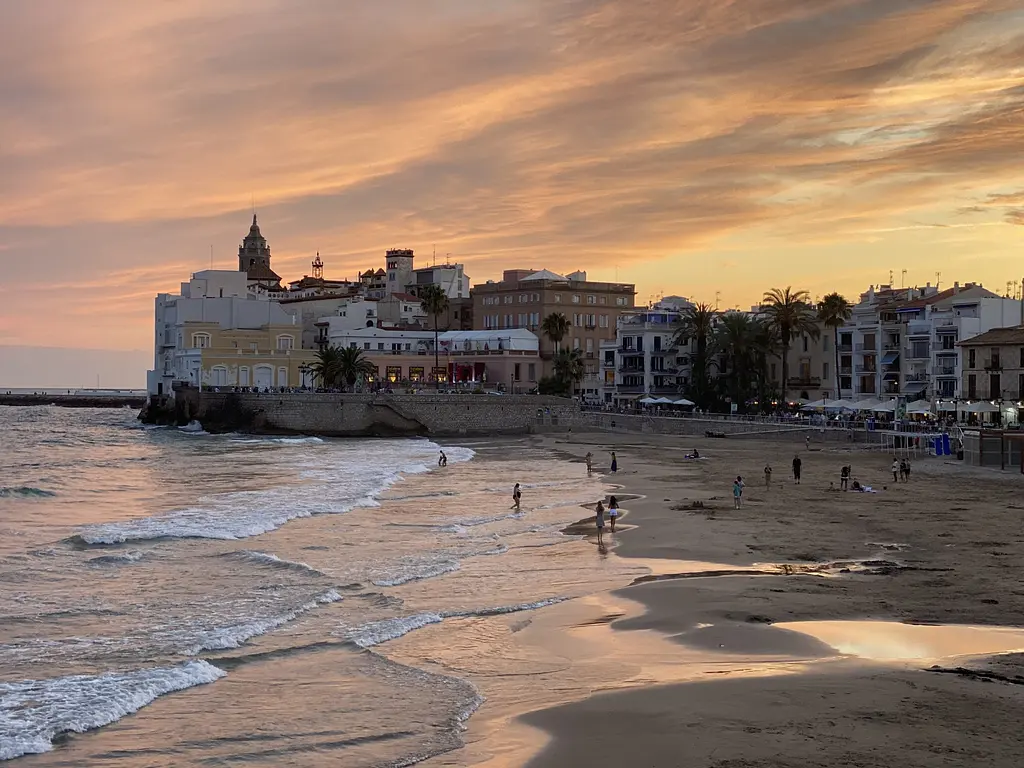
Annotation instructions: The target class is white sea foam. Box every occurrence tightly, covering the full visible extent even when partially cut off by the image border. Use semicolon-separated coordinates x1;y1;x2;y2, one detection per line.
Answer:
0;660;225;760
371;559;460;587
341;598;569;649
230;550;326;577
345;613;444;648
182;589;342;654
454;511;526;527
88;550;144;566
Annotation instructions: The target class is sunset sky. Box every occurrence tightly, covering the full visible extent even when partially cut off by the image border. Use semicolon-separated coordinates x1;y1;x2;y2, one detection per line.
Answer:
2;0;1023;386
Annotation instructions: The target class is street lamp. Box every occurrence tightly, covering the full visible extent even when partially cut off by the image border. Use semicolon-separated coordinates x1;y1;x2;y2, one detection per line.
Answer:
510;371;515;395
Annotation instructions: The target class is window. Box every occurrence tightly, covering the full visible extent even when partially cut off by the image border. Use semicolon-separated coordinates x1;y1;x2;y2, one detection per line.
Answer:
803;335;808;353
968;349;976;368
991;348;1001;368
528;363;536;381
239;367;250;386
599;314;608;328
350;342;358;349
968;373;977;399
572;295;581;304
514;363;521;381
586;338;594;353
823;335;830;352
1018;373;1024;399
653;336;662;351
553;294;561;303
364;342;371;350
573;337;581;350
518;313;527;327
587;295;596;305
600;296;607;305
378;342;385;350
250;342;259;351
192;333;211;349
990;373;1001;400
504;295;513;304
823;362;830;381
616;297;627;306
277;367;288;387
519;294;527;303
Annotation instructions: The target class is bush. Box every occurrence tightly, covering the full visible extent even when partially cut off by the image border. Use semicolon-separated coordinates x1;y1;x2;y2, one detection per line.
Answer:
537;375;569;396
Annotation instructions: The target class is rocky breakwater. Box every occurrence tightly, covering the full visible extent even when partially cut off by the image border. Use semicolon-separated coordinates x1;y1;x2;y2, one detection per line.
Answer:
140;391;581;437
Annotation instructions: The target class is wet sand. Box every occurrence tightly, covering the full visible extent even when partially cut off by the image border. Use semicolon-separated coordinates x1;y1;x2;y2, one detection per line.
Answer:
519;432;1024;767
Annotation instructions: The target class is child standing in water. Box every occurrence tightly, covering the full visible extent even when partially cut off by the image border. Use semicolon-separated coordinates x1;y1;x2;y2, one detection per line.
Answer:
608;496;619;532
610;452;618;473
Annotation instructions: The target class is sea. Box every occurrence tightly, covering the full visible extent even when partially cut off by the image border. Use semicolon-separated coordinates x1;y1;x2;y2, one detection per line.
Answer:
0;406;637;766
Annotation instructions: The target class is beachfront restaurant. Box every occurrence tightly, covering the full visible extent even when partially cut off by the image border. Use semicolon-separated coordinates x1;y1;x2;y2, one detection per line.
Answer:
365;329;542;390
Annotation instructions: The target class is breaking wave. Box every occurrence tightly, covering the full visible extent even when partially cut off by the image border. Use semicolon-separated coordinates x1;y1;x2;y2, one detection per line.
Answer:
0;486;56;498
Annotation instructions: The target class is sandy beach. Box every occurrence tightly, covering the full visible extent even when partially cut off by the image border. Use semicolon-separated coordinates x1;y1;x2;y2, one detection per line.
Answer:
510;431;1024;767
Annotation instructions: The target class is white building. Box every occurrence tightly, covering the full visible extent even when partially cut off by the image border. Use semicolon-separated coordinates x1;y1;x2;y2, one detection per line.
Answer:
408;263;471;299
376;293;428;328
597;306;692;404
839;282;1020;402
147;270;297;397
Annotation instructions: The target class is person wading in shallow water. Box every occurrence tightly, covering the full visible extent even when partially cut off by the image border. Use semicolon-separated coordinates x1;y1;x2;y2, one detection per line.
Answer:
792;455;802;484
595;500;606;544
585;452;593;474
608;495;619;533
610;451;618;473
512;483;522;510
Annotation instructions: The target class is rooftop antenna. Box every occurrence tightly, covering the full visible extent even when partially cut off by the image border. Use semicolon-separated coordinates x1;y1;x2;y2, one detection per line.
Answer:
901;269;907;289
889;269;894;286
432;244;436;267
715;291;721;310
935;271;941;289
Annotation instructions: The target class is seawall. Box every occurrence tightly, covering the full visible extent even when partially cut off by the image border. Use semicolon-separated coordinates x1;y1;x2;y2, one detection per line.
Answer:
142;391;582;437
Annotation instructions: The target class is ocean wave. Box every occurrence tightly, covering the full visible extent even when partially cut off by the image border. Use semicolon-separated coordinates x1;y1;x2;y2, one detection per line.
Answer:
232;436;325;445
370;559;460;587
226;550;326;577
341;598;569;649
0;660;225;761
184;589;342;654
344;613;444;648
0;486;56;498
454;511;526;527
88;551;144;566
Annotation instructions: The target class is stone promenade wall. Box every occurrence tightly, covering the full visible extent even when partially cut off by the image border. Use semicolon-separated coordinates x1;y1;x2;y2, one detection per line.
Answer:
191;392;581;437
581;412;882;444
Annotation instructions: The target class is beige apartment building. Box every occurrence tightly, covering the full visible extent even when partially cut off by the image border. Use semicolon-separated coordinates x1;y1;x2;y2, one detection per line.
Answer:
958;327;1024;420
178;321;317;390
472;269;636;377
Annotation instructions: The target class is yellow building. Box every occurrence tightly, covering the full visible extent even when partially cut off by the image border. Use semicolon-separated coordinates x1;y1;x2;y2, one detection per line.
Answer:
180;320;316;390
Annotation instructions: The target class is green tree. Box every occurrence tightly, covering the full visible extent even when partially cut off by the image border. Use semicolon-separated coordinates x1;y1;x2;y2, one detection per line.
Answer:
335;346;377;391
714;312;761;411
818;292;852;400
761;287;820;404
671;302;717;409
553;349;584;397
541;312;570;356
419;285;450;387
309;346;343;389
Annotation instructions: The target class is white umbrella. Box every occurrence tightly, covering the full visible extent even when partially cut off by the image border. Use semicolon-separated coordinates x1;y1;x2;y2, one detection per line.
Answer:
935;400;957;411
639;396;658;405
824;399;858;411
654;397;676;404
851;398;881;410
873;400;898;412
800;399;827;410
673;397;695;406
964;401;999;413
905;400;932;415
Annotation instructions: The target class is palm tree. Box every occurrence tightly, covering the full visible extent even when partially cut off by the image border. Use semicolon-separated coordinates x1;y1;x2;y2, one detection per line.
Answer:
761;287;820;404
541;312;570;356
818;292;852;400
714;312;760;411
419;285;450;387
335;347;377;391
671;302;717;408
553;349;584;397
309;346;343;390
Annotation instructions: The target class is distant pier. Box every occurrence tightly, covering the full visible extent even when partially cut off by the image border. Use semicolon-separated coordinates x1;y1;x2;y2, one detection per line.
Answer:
0;390;147;408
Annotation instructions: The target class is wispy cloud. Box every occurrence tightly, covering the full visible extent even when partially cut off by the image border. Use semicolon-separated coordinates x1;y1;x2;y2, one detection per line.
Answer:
2;0;1024;352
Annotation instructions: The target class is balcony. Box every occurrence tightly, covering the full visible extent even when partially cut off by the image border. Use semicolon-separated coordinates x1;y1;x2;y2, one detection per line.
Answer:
907;322;931;336
984;360;1003;371
618;347;643;356
905;372;929;382
618;366;645;374
787;376;822;387
650;385;681;395
839;366;853;376
602;358;615;368
933;364;956;376
855;365;877;374
907;347;930;360
855;343;875;352
585;351;595;359
882;341;901;351
615;385;646;394
837;343;853;353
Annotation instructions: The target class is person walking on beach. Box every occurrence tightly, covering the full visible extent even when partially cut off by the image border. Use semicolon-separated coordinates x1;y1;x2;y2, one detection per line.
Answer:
585;452;593;474
608;495;619;533
733;476;744;509
904;458;911;481
610;451;618;473
764;463;772;489
512;483;522;510
891;458;899;483
438;450;447;467
792;455;802;484
595;500;606;544
840;464;850;491
805;435;811;450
